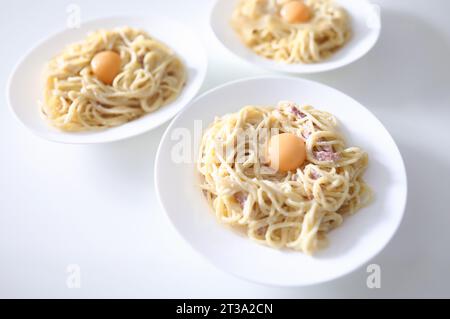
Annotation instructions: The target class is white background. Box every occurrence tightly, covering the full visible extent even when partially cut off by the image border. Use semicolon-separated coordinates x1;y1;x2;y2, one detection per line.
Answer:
1;0;449;298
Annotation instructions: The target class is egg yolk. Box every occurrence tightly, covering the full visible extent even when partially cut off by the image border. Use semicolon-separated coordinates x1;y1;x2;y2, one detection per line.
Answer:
90;51;121;85
268;133;306;172
280;1;312;24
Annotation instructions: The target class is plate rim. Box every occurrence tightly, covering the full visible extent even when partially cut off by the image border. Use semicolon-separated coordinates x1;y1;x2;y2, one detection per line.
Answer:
155;75;408;287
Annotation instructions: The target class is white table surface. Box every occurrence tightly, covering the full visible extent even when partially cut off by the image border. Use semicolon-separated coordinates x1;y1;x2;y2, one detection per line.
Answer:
1;0;449;298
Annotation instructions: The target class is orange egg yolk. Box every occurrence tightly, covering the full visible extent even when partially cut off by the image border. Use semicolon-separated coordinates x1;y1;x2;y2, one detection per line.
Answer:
280;1;312;24
90;51;121;85
268;133;306;172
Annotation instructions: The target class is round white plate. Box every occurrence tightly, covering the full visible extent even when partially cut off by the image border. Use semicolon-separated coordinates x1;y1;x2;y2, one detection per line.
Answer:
210;0;381;74
155;76;407;286
7;15;207;144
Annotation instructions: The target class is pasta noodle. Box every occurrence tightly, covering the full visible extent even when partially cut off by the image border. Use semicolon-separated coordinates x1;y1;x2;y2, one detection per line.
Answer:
231;0;351;63
198;101;371;254
42;27;186;131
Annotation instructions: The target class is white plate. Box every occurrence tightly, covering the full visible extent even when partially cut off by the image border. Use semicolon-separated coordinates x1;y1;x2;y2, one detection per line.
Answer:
210;0;381;74
7;15;207;144
155;76;407;286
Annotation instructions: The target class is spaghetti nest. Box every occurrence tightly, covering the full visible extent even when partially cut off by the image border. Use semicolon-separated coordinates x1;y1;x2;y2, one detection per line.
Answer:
198;101;371;254
42;27;186;131
231;0;351;64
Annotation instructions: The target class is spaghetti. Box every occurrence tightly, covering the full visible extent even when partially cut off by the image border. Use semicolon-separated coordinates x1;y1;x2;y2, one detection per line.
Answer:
198;101;371;254
42;27;186;131
231;0;351;64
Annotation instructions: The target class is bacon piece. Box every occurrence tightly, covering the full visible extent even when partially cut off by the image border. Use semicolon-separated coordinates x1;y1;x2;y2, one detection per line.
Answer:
137;54;145;65
259;166;277;175
301;126;311;139
234;192;248;208
310;170;321;180
256;225;268;236
290;105;306;118
314;151;341;162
